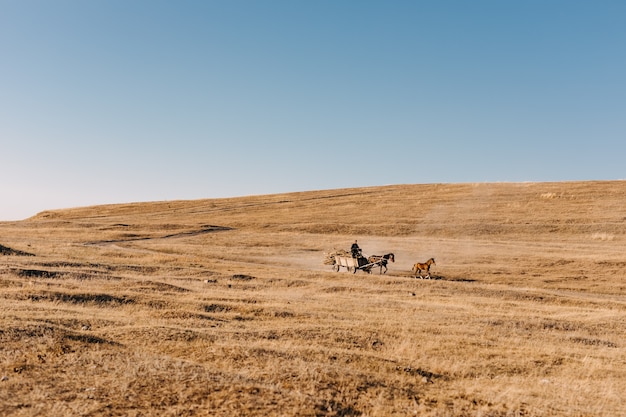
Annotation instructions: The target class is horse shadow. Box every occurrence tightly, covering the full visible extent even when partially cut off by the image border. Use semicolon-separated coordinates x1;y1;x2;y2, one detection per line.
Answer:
410;274;476;282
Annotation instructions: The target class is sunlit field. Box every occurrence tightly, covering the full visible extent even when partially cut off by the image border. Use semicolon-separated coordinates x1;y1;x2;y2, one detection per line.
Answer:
1;181;625;416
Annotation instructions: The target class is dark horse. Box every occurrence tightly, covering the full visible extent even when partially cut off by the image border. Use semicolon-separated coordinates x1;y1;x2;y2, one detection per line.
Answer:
367;253;395;274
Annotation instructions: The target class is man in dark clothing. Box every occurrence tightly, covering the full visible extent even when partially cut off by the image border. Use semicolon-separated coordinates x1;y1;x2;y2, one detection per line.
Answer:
351;240;361;258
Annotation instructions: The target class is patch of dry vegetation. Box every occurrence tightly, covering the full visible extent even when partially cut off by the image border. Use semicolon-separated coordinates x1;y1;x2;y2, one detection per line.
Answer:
1;181;625;416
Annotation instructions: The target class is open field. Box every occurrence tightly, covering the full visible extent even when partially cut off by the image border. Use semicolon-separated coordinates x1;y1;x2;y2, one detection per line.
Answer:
1;181;625;416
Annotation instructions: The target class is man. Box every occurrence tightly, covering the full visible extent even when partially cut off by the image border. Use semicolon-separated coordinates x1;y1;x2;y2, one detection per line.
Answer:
351;240;361;258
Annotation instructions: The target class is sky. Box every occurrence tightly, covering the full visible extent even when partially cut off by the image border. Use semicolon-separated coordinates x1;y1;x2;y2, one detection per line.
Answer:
1;1;625;220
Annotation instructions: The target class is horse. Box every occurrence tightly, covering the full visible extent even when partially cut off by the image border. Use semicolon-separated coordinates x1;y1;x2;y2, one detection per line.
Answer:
367;253;395;274
413;258;435;279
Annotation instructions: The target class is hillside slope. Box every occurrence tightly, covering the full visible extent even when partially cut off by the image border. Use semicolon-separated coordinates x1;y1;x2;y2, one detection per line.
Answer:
1;181;625;416
24;181;625;237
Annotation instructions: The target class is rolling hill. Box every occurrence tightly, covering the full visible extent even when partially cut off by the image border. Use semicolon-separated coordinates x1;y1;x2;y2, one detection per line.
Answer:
1;181;625;416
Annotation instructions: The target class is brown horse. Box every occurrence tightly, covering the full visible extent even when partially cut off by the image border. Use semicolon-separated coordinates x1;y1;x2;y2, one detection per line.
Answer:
367;253;395;274
413;258;435;279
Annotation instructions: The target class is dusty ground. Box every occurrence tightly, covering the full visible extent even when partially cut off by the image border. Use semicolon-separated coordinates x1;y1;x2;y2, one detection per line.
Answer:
1;181;625;416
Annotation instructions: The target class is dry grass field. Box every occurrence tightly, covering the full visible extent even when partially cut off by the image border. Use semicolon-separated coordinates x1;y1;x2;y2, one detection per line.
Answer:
1;181;625;416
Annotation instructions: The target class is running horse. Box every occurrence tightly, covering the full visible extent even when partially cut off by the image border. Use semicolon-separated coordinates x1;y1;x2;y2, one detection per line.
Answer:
367;253;395;274
412;258;435;279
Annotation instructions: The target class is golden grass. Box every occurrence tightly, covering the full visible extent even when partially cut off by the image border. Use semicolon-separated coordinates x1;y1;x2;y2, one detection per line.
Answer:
1;181;625;416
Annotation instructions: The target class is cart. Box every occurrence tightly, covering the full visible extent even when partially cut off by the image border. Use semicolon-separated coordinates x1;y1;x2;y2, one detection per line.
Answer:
333;254;378;274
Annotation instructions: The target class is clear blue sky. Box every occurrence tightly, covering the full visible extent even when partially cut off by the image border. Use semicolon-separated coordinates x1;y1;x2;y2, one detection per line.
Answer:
1;1;625;220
